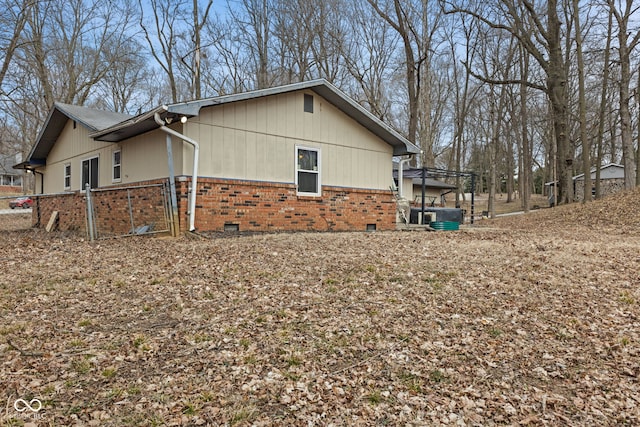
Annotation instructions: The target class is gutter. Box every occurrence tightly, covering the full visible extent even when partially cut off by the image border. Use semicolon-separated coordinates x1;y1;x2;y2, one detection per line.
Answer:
154;111;199;232
91;106;165;140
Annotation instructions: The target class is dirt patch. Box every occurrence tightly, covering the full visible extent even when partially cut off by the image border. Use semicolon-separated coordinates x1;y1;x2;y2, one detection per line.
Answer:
1;191;639;425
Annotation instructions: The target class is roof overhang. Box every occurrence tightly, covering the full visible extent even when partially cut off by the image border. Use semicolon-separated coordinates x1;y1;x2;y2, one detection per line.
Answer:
26;103;132;165
410;178;457;189
12;160;44;171
91;80;420;156
27;107;70;165
89;106;167;142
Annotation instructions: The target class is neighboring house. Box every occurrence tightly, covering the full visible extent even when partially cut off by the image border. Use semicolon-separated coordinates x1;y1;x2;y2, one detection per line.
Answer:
573;163;625;201
0;153;24;193
19;79;420;233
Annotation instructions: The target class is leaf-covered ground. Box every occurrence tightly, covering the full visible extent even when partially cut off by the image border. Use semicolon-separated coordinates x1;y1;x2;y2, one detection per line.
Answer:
1;191;639;426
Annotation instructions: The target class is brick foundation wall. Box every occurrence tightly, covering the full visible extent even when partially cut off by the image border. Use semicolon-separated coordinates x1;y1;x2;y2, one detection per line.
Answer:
31;180;169;234
0;185;22;194
32;192;85;231
90;183;169;236
31;177;397;234
177;177;396;232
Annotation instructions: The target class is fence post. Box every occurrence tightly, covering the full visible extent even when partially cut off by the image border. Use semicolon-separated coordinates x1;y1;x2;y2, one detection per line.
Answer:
127;189;135;233
165;133;180;236
85;184;96;241
35;196;41;228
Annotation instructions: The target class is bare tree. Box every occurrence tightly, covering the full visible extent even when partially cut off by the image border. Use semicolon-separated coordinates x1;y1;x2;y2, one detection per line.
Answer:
16;0;139;108
607;0;640;189
572;0;591;202
367;0;427;154
219;0;274;90
190;0;213;99
206;16;254;94
139;0;213;102
341;1;400;121
139;0;184;103
594;6;614;198
271;0;316;83
518;44;533;211
93;39;150;114
0;0;31;94
444;13;482;205
446;0;574;204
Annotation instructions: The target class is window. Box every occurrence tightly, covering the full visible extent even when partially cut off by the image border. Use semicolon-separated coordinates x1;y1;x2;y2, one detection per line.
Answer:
304;94;314;113
112;150;121;182
64;163;71;189
296;146;320;196
82;156;99;190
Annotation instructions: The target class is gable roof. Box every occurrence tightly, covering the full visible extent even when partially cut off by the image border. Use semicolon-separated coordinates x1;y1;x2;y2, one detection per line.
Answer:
26;103;132;165
90;79;420;156
572;163;625;181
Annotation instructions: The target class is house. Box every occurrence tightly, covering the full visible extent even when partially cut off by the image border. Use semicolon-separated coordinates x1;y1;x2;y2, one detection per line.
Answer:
18;79;420;233
0;153;24;193
573;163;625;201
544;163;627;205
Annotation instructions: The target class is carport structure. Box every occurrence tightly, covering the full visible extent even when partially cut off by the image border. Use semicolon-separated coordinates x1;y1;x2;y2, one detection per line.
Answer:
401;167;477;225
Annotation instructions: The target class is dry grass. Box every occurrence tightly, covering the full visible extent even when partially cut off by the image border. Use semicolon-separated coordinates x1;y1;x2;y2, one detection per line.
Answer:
0;211;31;231
1;190;639;425
458;193;550;217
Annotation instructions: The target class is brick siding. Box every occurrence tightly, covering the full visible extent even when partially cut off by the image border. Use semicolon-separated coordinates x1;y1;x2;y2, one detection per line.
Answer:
31;179;168;235
31;177;397;234
0;185;22;194
90;184;169;236
177;177;396;232
31;192;85;230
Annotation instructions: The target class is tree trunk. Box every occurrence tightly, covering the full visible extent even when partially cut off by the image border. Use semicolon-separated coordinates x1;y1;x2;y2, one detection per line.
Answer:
618;40;636;189
637;67;640;186
192;0;201;99
573;0;591;202
547;0;572;203
519;48;531;212
610;0;639;189
595;8;613;199
0;0;30;91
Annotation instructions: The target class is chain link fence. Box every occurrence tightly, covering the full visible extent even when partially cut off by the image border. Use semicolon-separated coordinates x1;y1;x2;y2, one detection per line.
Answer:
86;182;174;239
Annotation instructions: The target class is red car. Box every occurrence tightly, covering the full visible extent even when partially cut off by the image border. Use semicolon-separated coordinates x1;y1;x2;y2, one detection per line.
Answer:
9;196;33;209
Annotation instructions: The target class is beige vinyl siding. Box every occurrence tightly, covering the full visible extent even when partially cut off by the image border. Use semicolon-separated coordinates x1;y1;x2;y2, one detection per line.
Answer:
401;177;413;200
44;122;182;192
186;91;393;190
118;129;182;183
45;120;114;193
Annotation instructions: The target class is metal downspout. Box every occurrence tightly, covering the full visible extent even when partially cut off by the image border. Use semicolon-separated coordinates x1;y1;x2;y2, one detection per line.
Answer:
398;156;412;199
154;112;199;232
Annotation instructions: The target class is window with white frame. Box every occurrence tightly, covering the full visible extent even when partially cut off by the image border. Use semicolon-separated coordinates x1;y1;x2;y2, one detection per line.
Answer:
64;163;71;190
112;150;121;182
295;146;320;196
